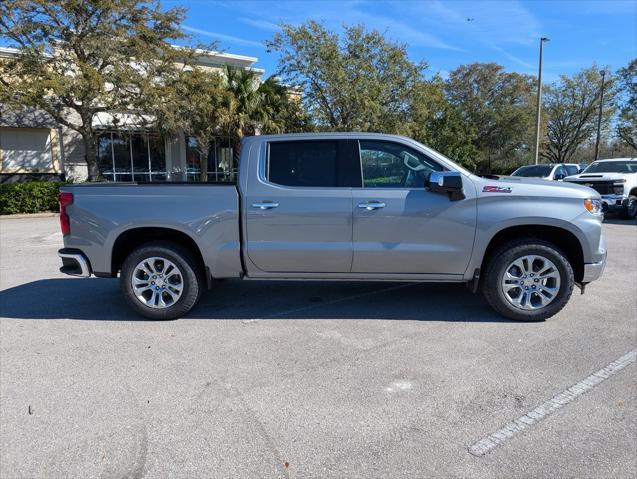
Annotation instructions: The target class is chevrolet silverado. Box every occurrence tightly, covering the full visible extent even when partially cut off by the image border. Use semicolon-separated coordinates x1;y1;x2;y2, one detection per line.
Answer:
58;133;607;321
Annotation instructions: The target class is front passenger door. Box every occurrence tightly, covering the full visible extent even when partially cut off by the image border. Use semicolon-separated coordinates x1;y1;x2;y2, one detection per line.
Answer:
351;140;476;275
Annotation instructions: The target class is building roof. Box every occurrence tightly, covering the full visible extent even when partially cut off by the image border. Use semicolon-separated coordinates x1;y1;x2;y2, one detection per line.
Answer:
0;45;263;72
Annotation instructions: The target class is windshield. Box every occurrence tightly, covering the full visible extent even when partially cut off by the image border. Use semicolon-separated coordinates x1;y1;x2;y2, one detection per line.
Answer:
582;161;637;173
512;165;553;177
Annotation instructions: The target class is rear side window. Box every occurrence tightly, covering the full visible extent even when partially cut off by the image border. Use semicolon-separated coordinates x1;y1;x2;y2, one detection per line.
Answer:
564;165;579;176
267;140;360;187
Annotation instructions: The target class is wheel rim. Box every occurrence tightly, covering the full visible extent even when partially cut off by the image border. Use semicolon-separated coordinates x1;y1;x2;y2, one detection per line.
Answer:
131;257;183;308
501;254;561;311
628;199;637;216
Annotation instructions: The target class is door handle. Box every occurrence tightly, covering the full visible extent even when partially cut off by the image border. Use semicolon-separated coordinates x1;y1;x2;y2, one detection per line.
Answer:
252;201;279;210
357;201;386;210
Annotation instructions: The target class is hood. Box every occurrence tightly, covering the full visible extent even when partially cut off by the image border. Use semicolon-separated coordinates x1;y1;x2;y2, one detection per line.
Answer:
564;172;629;181
473;175;599;199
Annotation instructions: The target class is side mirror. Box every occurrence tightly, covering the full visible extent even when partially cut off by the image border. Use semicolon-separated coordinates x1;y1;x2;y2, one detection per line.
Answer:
554;173;565;181
426;171;465;201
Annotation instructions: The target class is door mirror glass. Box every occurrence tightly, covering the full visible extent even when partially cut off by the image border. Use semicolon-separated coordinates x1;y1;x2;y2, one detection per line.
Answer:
426;171;465;201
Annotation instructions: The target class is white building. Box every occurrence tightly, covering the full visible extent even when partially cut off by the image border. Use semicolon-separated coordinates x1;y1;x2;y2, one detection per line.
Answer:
0;46;263;183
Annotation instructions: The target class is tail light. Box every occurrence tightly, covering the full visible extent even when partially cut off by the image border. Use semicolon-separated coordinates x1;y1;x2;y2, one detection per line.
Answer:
58;192;73;235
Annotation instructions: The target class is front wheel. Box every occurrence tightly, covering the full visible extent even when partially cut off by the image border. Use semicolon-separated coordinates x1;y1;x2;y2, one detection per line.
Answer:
622;195;637;219
481;239;574;321
120;241;204;320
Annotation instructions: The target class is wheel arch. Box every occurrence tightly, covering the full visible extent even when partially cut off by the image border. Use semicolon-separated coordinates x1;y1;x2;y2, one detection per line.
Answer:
480;224;585;282
111;227;206;279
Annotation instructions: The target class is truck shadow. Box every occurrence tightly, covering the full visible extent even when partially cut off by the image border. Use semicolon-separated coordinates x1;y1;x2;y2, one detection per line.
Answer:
603;217;637;226
0;277;511;323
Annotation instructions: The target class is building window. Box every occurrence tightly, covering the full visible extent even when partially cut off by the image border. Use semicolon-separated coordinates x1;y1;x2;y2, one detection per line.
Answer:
96;131;166;182
185;136;235;182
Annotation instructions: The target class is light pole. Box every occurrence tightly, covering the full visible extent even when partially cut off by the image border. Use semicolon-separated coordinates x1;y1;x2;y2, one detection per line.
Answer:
533;37;549;165
594;69;606;161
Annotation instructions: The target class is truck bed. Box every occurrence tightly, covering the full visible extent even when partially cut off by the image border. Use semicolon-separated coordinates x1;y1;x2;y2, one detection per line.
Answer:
60;183;242;278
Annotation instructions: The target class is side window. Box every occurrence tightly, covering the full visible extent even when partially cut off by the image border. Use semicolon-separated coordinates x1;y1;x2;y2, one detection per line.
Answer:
564;165;579;176
268;141;338;187
555;165;567;178
359;140;443;188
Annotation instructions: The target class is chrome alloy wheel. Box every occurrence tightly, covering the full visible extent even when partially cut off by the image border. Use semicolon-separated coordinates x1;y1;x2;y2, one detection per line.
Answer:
131;257;184;308
501;255;561;311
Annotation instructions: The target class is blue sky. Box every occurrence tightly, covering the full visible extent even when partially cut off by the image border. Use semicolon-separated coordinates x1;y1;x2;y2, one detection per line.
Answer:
168;0;637;82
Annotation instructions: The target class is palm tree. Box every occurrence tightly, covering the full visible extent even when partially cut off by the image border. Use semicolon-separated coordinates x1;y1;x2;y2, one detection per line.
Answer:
219;66;288;165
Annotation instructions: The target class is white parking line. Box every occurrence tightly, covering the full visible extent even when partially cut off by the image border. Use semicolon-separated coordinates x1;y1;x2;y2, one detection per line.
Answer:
469;349;637;457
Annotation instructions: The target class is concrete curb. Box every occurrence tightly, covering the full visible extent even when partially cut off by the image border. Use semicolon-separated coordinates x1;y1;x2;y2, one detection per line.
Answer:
0;212;58;220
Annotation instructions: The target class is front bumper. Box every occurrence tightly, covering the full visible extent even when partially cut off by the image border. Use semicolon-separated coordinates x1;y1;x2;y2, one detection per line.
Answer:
580;229;607;284
582;256;606;283
600;195;629;211
58;248;92;277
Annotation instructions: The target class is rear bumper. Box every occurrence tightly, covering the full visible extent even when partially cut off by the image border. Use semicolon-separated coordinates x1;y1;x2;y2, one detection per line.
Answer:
58;248;92;277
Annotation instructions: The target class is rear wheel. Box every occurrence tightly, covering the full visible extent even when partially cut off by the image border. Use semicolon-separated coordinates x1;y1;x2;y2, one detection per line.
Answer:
481;239;574;321
120;241;204;320
622;195;637;219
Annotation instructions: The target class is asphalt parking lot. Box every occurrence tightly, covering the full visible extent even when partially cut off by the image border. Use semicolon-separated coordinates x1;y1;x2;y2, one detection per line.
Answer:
1;215;635;478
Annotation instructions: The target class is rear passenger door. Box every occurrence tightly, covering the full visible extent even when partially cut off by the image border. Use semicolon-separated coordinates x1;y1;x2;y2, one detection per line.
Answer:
245;139;359;273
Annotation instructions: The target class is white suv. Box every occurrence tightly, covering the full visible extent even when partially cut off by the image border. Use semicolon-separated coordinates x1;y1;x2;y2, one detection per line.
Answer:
511;163;582;181
564;158;637;219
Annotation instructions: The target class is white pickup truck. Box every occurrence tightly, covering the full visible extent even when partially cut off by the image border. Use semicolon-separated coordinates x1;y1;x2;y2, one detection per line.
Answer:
564;158;637;219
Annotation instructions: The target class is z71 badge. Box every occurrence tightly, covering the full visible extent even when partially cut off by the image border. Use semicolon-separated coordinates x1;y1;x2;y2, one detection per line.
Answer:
483;185;512;193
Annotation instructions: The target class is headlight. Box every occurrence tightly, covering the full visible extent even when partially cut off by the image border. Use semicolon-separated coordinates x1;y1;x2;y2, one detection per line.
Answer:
584;198;603;215
613;182;625;195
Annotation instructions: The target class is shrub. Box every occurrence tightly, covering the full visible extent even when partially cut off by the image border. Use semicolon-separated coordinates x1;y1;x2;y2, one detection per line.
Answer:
0;181;64;215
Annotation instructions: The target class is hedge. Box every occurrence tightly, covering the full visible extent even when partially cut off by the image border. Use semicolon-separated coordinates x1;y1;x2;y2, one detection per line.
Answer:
0;181;64;215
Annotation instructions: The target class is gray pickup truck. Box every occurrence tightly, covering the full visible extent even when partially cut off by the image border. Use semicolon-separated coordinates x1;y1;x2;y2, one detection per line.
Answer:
58;133;606;321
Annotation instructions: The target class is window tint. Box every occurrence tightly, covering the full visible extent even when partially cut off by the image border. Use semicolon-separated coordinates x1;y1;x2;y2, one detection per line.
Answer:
583;160;637;173
359;140;443;188
512;165;553;177
564;165;579;176
554;165;567;178
268;141;339;187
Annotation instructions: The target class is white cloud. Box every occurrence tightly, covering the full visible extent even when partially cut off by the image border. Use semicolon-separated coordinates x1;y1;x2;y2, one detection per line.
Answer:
216;0;460;51
240;17;280;32
182;25;264;48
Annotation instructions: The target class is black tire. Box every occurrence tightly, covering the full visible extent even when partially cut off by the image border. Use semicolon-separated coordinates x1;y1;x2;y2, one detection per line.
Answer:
120;241;204;320
481;239;574;322
622;195;637;220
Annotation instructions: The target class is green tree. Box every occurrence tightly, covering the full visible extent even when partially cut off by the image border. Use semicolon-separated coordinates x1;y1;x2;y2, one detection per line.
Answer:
256;77;311;135
150;67;228;181
542;67;617;163
267;21;426;132
616;59;636;151
405;77;478;169
218;65;307;164
0;0;189;181
445;63;535;172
